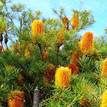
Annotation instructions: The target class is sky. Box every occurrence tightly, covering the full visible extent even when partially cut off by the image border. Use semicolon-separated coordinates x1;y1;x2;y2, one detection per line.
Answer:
12;0;107;36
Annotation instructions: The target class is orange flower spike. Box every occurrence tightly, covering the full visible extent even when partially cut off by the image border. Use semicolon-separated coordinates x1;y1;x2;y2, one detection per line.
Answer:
71;12;79;29
71;51;79;65
68;63;79;75
8;99;16;107
31;20;44;40
100;90;107;107
101;58;107;78
80;32;94;54
55;67;71;89
8;90;24;107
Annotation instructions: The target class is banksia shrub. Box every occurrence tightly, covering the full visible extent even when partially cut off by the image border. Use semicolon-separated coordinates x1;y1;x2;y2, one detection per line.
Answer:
101;58;107;77
80;32;94;54
31;20;44;41
8;90;24;107
56;29;64;46
55;67;71;89
71;12;79;29
100;90;107;107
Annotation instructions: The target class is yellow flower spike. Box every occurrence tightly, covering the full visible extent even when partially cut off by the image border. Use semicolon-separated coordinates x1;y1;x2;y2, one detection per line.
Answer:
80;32;94;54
101;58;107;78
56;29;64;46
31;20;44;42
100;90;107;107
71;12;79;29
55;67;71;89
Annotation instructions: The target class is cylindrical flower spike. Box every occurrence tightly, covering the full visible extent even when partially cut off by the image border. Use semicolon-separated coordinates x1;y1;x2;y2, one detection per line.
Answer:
55;67;71;89
71;51;79;65
101;58;107;77
8;90;24;107
100;90;107;107
44;64;55;86
71;12;79;29
31;20;44;41
61;16;69;30
68;63;79;75
56;29;64;46
80;32;94;54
